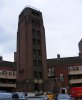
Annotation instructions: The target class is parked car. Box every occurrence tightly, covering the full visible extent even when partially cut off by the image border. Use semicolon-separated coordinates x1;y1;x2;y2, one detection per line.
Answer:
11;92;25;100
56;93;72;100
27;95;48;100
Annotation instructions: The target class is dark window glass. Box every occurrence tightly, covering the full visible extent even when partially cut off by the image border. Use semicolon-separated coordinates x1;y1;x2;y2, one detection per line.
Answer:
37;49;41;56
39;72;42;78
38;60;42;66
37;40;41;45
32;20;35;28
33;49;36;55
33;60;37;66
32;29;36;37
32;39;36;45
37;31;40;37
34;71;37;78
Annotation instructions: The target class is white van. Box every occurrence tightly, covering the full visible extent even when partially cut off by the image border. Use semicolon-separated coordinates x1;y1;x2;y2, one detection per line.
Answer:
0;92;12;99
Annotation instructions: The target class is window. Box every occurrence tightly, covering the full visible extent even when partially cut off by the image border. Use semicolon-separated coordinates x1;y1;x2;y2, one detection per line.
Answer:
32;20;36;28
2;70;7;75
48;69;51;74
38;72;42;78
60;74;64;81
38;60;42;66
73;67;78;70
37;31;40;37
0;71;2;75
79;66;82;70
52;68;55;74
33;49;36;55
0;79;3;83
68;67;73;71
33;60;37;66
34;71;37;78
48;68;55;78
8;71;12;75
36;22;40;28
74;75;78;79
37;40;41;46
32;29;36;37
13;71;16;75
32;39;36;45
37;49;41;56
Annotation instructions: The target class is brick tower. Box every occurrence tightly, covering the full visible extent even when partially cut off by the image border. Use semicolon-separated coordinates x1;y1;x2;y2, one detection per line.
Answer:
16;6;48;92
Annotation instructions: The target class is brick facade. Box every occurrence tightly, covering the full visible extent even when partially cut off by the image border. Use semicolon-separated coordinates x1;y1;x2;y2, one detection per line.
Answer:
16;7;48;92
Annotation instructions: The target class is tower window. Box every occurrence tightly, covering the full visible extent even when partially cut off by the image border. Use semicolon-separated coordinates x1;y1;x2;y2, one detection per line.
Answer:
32;29;36;37
37;31;40;37
32;20;36;28
33;49;36;55
34;71;37;78
33;60;37;66
37;40;41;46
39;72;42;78
32;39;36;45
38;60;42;66
37;49;41;56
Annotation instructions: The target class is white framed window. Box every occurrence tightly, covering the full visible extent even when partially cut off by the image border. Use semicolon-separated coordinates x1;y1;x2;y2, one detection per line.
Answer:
0;70;2;74
79;66;82;70
2;70;7;75
60;74;64;81
13;71;16;75
68;67;73;71
8;71;13;75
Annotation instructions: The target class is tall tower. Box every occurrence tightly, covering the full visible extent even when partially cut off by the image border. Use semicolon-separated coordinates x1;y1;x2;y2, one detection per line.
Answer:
16;7;48;92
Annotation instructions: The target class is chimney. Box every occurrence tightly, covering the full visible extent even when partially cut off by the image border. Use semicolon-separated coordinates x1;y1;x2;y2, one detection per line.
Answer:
78;39;82;57
57;54;60;59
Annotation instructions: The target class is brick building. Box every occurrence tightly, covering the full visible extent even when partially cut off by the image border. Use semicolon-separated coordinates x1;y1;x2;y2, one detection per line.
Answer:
16;7;48;92
0;56;16;92
47;39;82;93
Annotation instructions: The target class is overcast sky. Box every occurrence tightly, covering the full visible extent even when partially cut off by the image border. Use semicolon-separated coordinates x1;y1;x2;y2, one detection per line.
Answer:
0;0;82;61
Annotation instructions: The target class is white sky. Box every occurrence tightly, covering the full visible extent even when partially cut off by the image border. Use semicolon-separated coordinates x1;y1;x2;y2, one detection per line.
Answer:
0;0;82;61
